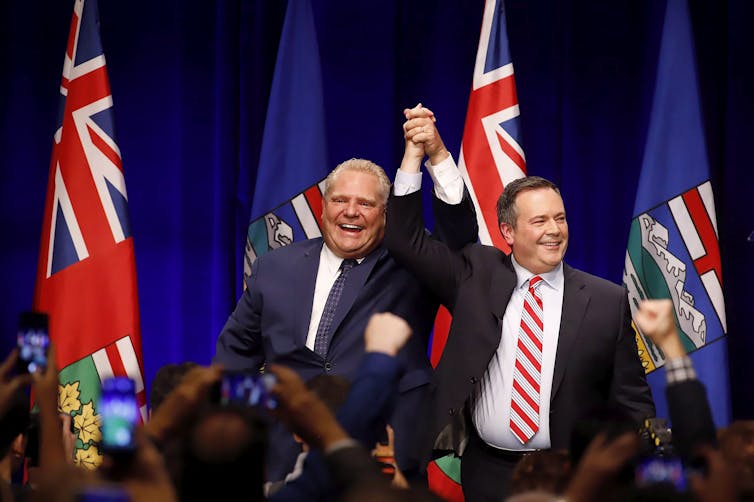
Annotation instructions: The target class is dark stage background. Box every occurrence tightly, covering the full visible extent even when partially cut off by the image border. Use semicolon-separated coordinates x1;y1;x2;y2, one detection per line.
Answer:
1;1;752;420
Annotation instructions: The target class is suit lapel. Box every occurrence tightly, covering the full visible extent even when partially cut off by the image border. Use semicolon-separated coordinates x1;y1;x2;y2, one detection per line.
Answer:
551;264;590;402
327;246;385;340
486;255;518;355
294;239;323;348
490;256;516;321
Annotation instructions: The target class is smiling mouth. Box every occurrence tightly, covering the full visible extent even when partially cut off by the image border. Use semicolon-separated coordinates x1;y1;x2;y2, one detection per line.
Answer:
339;224;363;233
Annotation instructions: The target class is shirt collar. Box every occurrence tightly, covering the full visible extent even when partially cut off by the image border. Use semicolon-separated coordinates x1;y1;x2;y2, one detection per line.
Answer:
321;243;365;273
510;256;564;292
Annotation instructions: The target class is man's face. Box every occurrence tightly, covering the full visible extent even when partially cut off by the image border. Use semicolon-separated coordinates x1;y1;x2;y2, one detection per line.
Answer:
499;187;568;274
321;169;386;259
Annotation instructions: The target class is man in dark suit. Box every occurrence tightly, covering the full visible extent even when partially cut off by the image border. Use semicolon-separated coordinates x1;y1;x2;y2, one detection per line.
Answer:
385;112;655;501
213;109;478;483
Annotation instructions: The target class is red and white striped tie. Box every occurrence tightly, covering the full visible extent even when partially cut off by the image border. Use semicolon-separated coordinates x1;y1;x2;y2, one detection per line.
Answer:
510;275;544;444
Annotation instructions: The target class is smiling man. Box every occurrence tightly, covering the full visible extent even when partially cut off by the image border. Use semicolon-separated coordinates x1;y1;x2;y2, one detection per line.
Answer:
385;168;656;501
213;114;480;487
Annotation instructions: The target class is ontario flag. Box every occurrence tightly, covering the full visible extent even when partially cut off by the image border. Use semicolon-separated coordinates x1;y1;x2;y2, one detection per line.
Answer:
623;0;730;427
428;0;527;499
33;0;146;469
242;0;329;286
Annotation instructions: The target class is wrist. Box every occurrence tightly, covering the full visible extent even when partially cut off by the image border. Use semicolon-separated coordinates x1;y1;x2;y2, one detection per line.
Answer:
399;153;423;174
659;337;686;360
364;342;399;357
428;147;449;166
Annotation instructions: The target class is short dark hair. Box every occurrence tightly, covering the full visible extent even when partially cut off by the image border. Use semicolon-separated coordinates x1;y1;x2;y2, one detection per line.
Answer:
496;176;561;229
149;361;199;412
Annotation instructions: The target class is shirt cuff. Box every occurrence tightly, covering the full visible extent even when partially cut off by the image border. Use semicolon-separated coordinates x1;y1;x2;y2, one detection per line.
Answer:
393;169;423;196
425;154;464;204
665;356;696;385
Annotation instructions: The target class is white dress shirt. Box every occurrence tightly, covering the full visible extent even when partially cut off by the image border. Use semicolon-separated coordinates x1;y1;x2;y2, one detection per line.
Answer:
472;257;564;450
305;245;364;351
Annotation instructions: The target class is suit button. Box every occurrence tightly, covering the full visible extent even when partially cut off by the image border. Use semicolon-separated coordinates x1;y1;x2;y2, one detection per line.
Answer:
325;362;333;372
470;376;478;384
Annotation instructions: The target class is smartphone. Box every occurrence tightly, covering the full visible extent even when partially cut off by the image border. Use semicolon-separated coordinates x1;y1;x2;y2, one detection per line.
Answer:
635;455;687;492
16;311;50;374
75;484;130;502
99;377;139;456
218;370;277;410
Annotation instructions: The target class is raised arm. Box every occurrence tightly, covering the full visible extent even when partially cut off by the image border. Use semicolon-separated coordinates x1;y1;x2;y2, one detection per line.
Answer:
385;106;476;309
634;299;716;462
399;104;479;250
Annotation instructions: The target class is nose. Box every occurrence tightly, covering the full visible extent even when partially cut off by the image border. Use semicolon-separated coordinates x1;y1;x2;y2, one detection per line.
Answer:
545;218;560;235
344;200;360;217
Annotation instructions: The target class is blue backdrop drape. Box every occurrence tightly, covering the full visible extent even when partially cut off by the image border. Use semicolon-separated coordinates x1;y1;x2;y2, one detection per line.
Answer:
1;0;752;420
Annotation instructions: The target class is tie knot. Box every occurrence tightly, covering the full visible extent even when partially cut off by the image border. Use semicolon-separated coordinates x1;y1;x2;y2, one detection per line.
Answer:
529;275;544;291
340;259;357;272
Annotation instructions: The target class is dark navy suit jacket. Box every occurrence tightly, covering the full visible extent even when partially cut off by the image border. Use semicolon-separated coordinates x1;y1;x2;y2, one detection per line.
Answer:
214;194;478;479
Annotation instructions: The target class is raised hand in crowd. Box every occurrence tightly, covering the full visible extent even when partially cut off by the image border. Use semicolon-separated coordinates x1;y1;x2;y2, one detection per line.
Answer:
633;299;685;359
364;312;412;357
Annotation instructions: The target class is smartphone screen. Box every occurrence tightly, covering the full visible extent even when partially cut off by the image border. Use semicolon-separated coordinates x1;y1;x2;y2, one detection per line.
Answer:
219;371;277;410
635;456;687;491
16;311;50;374
100;377;138;456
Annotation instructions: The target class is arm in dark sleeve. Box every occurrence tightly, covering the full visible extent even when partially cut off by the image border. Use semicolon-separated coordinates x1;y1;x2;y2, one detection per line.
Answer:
666;378;717;462
431;187;479;250
609;292;656;423
336;352;401;446
384;190;469;310
212;259;265;370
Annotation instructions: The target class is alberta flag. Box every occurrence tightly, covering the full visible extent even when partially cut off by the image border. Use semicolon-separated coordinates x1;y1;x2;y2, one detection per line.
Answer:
33;0;146;469
623;0;730;426
243;0;329;284
429;0;527;499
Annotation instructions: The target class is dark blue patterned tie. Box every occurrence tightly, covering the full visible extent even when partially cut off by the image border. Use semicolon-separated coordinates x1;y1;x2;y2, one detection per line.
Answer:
314;259;357;357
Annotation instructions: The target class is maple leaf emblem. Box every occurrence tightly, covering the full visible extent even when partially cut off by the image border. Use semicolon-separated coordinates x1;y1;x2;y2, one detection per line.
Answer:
58;381;82;414
74;401;102;444
75;444;103;470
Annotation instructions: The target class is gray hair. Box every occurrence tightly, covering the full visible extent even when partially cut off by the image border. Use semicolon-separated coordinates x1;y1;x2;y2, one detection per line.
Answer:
324;158;391;207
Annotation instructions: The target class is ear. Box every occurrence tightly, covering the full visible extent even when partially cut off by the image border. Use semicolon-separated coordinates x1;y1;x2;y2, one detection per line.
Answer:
499;222;515;246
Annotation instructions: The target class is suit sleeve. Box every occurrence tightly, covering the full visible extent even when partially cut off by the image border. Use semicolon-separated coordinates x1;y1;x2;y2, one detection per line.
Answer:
431;188;479;251
212;258;265;370
384;190;470;310
609;291;656;423
336;352;401;446
666;379;717;461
